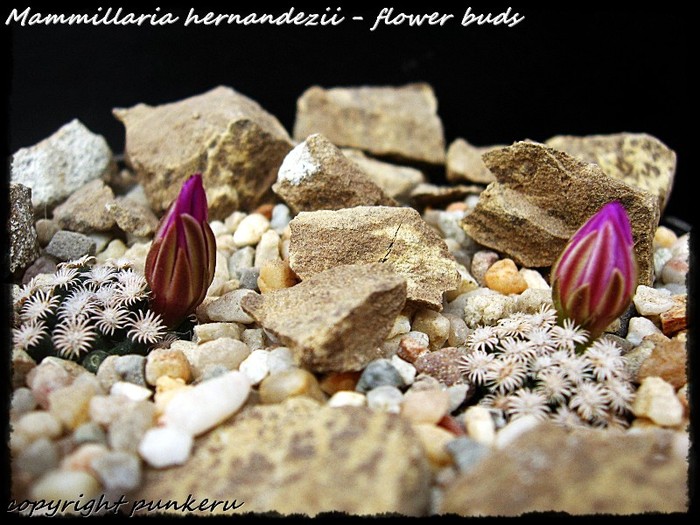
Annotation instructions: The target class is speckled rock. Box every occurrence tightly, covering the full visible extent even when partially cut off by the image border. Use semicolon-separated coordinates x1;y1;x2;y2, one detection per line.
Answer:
440;423;687;515
11;119;115;212
409;183;483;208
294;83;445;165
341;148;425;200
145;348;192;386
461;142;659;286
414;347;467;386
114;355;147;387
463;289;517;327
114;86;293;219
633;285;676;316
9;183;39;274
546;132;676;211
289;206;459;310
107;400;156;453
637;335;687;389
44;231;96;261
105;196;159;237
199;289;257;324
47;374;103;431
356;359;406;393
272;133;395;213
412;309;451;350
470;250;499;286
52;179;115;233
138;398;430;516
446;138;501;184
242;264;407;373
483;258;528;295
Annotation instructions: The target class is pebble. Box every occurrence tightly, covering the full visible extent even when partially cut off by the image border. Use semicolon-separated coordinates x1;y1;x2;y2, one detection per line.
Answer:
412;423;454;468
446;315;469;347
26;358;83;409
193;322;243;343
494;414;540;449
678;384;688;415
184;337;251;379
145;348;192;386
267;347;296;375
11;387;37;416
258;259;299;293
254;229;281;268
114;354;147;387
270;203;291;233
91;451;142;492
633;285;675;316
356;359;406;393
95;355;121;391
35;218;59;247
15;437;60;478
653;226;677;249
48;374;103;431
224;211;246;234
390;355;417;386
88;232;112;254
107;400;156;453
121;241;151;274
239;267;261;290
233;213;270;247
519;268;550;290
443;292;473;318
471;250;500;285
242;328;267;350
60;443;109;476
138;426;194;468
163;371;250;436
15;411;63;442
637;334;687;389
239;349;271;385
438;211;469;245
463;406;496;446
210;220;228;237
670;234;689;260
631;376;684;427
110;381;153;401
96;239;127;263
445;436;491;474
259;368;326;404
444;264;480;301
400;389;450;425
654;248;673;278
387;315;412;339
446;384;470;412
409;374;443;393
484;258;528;295
661;257;688;285
657;282;686;296
414;347;467;386
319;371;362;395
228;246;255;277
153;378;192;416
216;234;237;258
88;394;135;427
626;317;664;346
366;385;404;414
202;289;257;323
45;230;96;261
463;289;517;327
73;422;107;445
280;237;291;260
327;391;367;408
198;365;233;382
396;332;430;363
412;309;451;350
30;470;102;505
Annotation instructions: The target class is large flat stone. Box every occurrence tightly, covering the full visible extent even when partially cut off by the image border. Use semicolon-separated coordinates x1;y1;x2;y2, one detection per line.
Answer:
114;86;293;219
341;148;425;201
138;398;431;516
461;142;659;285
289;206;460;310
446;138;503;184
241;264;406;372
293;83;445;165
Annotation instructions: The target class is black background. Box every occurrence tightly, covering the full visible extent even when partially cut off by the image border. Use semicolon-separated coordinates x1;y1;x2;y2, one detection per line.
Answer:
4;3;692;224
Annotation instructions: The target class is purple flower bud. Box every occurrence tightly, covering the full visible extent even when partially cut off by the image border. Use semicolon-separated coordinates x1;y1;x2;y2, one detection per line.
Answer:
551;201;638;341
145;174;216;328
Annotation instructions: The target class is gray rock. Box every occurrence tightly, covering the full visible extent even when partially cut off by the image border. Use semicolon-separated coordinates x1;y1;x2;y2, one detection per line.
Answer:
15;437;60;477
11;388;37;416
107;400;156;453
52;179;116;233
105;196;159;237
356;359;406;393
228;246;255;277
238;267;260;291
91;451;142;492
35;219;60;247
445;436;491;473
114;355;147;387
45;231;96;261
9;184;39;274
270;203;291;233
21;255;58;285
11;119;115;213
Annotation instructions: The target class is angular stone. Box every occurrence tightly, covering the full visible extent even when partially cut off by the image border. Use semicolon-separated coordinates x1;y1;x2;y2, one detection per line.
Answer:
114;86;293;219
272;134;395;213
440;423;687;515
461;142;659;286
35;218;59;247
11;119;115;213
138;398;431;516
637;335;687;389
241;264;407;373
9;184;39;274
546;133;676;211
413;347;467;386
631;377;684;427
633;285;675;316
446;138;502;184
409;183;483;208
660;296;687;336
45;231;96;261
52;179;115;233
289;206;459;310
105;196;159;237
341;148;425;200
294;83;445;165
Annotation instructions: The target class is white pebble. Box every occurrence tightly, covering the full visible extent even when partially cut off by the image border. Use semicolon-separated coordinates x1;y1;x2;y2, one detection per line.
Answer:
204;289;257;324
328;391;367;408
633;285;675;316
366;385;403;414
254;229;281;268
238;349;270;386
494;414;540;449
138;426;194;468
446;315;469;347
519;268;550;290
661;257;688;285
30;470;102;505
224;211;246;233
464;406;495;446
670;234;689;260
233;213;270;247
209;220;228;237
267;347;295;375
390;355;416;386
163;371;250;436
387;315;412;339
402;331;430;349
110;381;153;401
626;317;664;346
270;203;291;233
14;411;63;442
446;384;470;412
632;377;684;427
654;248;673;278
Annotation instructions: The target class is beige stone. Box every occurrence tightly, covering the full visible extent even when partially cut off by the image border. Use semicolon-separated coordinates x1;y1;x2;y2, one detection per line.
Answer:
631;376;684;427
484;259;528;295
341;148;425;200
446;138;503;184
258;369;326;404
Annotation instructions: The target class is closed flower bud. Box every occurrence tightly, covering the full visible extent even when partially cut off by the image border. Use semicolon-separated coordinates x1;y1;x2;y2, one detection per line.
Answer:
551;201;637;341
145;174;216;328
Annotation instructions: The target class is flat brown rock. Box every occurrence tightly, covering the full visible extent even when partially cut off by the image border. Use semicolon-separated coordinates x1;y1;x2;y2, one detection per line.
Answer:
293;83;446;165
52;179;115;233
410;182;483;208
461;142;659;285
446;138;503;184
272;134;395;213
546;133;677;211
440;423;688;515
138;398;431;516
241;264;407;372
342;148;425;201
288;206;460;310
114;86;293;219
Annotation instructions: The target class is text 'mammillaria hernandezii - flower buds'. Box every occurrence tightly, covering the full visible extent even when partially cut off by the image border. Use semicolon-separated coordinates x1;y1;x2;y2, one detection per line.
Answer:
145;174;216;328
551;201;638;341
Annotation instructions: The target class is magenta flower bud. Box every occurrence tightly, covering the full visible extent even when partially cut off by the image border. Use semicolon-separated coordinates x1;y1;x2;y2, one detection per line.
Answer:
550;201;638;341
145;174;216;328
